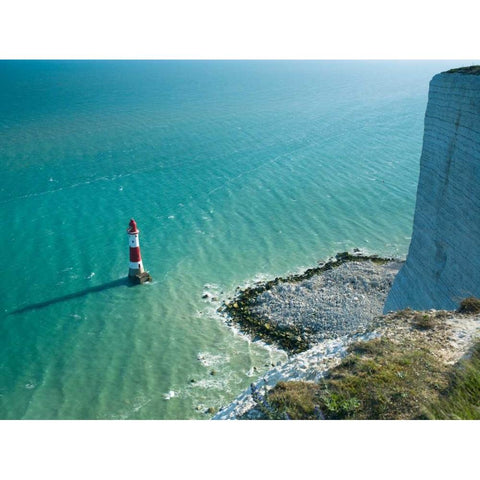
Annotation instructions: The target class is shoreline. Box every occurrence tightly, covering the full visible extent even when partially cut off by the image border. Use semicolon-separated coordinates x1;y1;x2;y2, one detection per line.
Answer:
212;250;404;419
214;309;480;420
213;252;480;419
219;251;403;354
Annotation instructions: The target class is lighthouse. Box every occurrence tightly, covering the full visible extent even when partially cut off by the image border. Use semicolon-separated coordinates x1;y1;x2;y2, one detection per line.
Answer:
127;218;151;284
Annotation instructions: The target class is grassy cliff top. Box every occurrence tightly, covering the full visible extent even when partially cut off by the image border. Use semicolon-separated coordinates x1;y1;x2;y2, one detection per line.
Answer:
444;65;480;75
249;298;480;420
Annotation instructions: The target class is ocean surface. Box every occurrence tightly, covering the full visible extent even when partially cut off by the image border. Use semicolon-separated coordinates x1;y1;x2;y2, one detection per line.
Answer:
0;60;469;419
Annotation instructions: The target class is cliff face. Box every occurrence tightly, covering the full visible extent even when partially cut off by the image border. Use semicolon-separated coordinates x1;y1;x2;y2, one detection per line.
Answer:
384;69;480;312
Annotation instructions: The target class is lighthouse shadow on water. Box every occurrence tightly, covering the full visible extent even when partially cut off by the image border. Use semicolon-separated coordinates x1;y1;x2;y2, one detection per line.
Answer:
10;219;152;316
9;277;135;316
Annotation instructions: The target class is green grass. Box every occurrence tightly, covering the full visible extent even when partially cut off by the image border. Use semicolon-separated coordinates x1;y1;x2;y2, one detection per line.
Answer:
250;299;480;420
458;297;480;314
267;381;322;420
266;336;480;420
445;65;480;75
425;341;480;419
412;312;436;330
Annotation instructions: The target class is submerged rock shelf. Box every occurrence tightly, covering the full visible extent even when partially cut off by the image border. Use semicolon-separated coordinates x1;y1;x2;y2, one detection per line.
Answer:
220;251;403;354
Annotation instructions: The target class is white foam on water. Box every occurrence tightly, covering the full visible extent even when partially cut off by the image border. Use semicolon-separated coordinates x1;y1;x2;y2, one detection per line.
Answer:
196;352;229;368
163;390;176;400
189;377;230;392
132;397;152;412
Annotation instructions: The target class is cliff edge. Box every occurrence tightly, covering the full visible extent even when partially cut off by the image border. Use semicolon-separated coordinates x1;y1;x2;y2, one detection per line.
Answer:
384;68;480;312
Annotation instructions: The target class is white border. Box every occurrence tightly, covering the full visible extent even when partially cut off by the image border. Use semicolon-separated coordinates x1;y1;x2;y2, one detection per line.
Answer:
2;421;478;479
2;1;479;478
1;0;479;59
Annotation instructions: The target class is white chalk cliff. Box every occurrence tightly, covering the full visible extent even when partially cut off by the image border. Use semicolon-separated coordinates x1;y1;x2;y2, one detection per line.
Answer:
384;67;480;312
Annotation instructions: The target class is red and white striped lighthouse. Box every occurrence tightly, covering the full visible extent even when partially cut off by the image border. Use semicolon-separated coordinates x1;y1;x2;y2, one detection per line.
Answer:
127;218;145;279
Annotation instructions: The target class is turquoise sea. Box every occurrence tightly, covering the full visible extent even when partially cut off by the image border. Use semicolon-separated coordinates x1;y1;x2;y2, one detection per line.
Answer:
0;60;469;419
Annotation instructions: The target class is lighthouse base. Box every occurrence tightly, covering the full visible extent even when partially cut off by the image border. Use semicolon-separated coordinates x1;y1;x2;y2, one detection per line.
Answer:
129;271;152;285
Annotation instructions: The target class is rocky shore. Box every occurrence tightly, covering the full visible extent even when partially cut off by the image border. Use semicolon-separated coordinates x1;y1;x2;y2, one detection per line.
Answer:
214;308;480;419
220;251;403;354
213;251;480;419
214;68;480;420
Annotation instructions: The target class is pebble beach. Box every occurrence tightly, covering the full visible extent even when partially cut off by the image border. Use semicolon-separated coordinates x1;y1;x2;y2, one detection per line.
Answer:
214;253;480;419
214;252;404;418
220;252;403;353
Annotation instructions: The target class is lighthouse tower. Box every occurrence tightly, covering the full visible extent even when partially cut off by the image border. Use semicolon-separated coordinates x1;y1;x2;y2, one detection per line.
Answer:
127;218;151;283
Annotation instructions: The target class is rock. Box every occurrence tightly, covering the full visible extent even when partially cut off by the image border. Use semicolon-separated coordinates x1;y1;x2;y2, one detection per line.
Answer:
130;271;152;285
222;252;400;354
385;71;480;312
